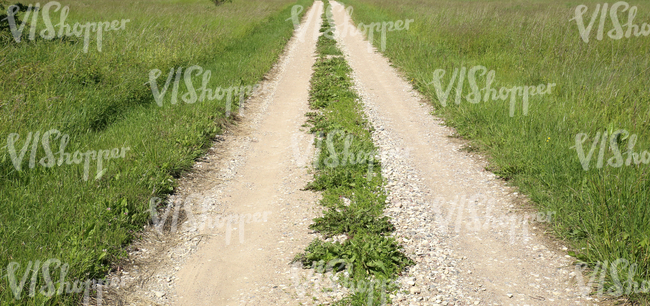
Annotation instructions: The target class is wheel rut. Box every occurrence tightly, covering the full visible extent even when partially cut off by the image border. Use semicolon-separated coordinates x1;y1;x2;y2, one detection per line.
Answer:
327;2;605;305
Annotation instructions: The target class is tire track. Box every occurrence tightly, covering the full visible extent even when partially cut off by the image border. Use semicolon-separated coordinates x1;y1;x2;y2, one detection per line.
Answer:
106;3;324;305
329;2;603;305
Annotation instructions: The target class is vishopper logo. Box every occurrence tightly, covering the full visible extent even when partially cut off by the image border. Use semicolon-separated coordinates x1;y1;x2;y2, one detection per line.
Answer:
427;65;556;117
575;258;650;297
287;4;413;52
320;129;375;169
1;1;130;52
290;259;390;305
2;258;125;304
290;131;412;177
431;193;556;244
147;66;268;117
148;196;272;245
571;1;650;43
295;129;377;181
285;4;318;43
350;16;414;53
3;129;130;181
571;129;650;170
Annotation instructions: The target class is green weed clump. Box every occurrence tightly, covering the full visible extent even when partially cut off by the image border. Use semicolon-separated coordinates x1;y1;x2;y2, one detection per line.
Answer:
294;2;412;305
338;0;650;302
0;0;312;304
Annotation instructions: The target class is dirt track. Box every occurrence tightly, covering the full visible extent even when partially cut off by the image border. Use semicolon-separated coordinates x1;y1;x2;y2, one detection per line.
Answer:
327;2;601;305
108;1;611;305
173;1;323;304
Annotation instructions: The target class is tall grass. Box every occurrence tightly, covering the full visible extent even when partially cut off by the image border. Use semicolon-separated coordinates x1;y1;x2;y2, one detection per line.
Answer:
338;0;650;302
0;0;312;304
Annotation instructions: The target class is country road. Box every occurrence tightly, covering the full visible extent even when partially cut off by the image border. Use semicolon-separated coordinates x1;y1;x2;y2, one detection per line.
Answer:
104;1;609;305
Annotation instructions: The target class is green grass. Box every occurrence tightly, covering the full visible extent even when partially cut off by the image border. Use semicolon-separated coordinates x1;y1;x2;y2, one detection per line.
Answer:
0;0;312;304
293;3;411;305
337;0;650;303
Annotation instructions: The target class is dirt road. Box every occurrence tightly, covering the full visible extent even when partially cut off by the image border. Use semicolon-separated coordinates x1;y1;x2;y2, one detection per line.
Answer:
109;1;608;305
172;2;324;305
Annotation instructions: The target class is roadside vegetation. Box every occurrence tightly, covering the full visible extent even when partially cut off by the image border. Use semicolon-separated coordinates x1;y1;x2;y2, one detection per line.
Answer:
293;3;412;305
338;0;650;303
0;0;311;304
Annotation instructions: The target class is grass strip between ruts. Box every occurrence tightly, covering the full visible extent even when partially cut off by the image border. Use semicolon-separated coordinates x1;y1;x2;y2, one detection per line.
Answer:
293;2;413;305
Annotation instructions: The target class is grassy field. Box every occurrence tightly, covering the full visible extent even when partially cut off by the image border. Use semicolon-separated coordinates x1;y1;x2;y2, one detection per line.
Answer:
337;0;650;302
0;0;311;304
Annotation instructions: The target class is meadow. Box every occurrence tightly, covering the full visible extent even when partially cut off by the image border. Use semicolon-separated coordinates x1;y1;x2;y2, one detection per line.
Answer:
338;0;650;302
0;0;311;304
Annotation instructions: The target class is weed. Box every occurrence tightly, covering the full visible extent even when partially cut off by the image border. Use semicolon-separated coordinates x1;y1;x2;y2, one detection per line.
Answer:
294;2;412;304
